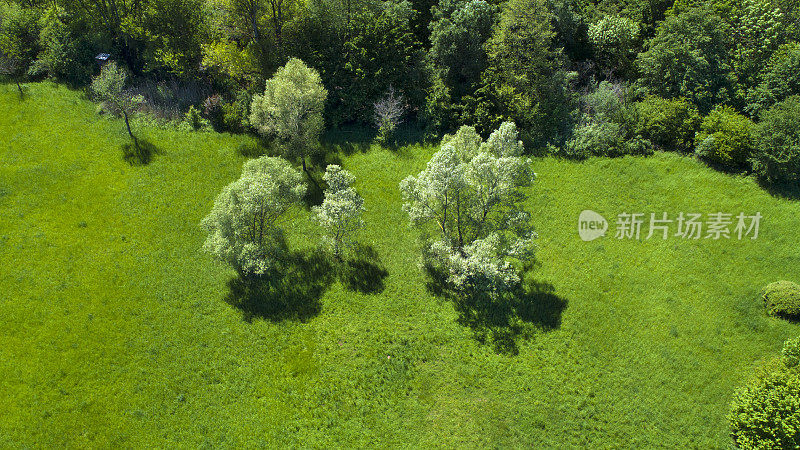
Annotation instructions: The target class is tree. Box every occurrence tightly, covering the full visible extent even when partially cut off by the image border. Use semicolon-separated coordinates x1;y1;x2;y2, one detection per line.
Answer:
313;165;365;260
90;61;145;152
588;15;641;78
746;42;800;116
425;0;496;131
249;58;327;175
636;4;737;113
732;0;793;92
329;4;425;126
0;47;24;97
201;156;307;277
400;122;537;295
0;2;39;96
694;105;755;168
479;0;576;148
373;86;406;144
59;0;145;71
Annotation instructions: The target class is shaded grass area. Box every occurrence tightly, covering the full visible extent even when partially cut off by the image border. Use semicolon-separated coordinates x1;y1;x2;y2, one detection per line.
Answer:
2;82;800;447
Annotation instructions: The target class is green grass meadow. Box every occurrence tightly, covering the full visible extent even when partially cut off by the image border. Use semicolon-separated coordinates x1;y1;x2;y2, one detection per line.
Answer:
2;82;800;447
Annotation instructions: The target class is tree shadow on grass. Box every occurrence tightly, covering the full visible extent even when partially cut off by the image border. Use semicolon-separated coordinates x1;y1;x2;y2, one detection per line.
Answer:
757;178;800;201
236;142;270;158
338;244;388;294
122;138;161;165
426;265;567;355
225;248;334;323
322;125;374;155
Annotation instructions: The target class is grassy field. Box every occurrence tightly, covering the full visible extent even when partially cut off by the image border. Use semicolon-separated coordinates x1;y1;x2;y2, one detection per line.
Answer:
2;82;800;447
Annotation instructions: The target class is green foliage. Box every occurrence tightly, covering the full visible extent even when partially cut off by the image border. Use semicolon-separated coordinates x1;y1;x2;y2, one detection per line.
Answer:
313;165;365;259
0;2;40;76
763;281;800;319
563;81;651;158
588;15;640;77
249;58;327;165
728;337;800;449
634;95;701;152
201;155;307;276
751;96;800;183
747;43;800;116
328;4;425;126
90;62;143;116
694;105;754;168
131;0;208;77
184;105;208;131
731;0;794;91
400;122;537;294
34;5;107;86
425;0;496;132
636;4;736;113
784;337;800;368
480;0;577;149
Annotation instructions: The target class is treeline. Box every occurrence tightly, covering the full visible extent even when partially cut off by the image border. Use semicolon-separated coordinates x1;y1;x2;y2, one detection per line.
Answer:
2;0;800;179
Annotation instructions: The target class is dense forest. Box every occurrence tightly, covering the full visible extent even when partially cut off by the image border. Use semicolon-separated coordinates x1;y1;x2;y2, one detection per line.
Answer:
2;0;800;181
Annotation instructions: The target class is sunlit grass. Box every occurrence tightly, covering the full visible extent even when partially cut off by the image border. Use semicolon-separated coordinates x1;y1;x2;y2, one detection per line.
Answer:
2;82;799;447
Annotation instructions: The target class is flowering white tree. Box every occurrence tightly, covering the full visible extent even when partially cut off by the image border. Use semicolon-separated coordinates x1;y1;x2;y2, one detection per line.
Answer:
201;156;307;277
313;165;364;260
400;122;537;294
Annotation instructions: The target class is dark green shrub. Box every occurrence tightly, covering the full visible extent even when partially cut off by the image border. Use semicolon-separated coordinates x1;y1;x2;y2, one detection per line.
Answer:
751;96;800;184
763;281;800;319
694;106;755;168
634;95;701;152
728;337;800;449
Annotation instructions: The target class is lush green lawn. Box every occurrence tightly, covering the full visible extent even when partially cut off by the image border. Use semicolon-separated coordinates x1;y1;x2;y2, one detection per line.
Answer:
2;82;800;447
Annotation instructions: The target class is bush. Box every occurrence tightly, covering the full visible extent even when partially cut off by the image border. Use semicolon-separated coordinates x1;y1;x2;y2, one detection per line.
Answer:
202;94;224;130
183;105;208;131
728;337;800;449
564;122;624;158
751;96;800;184
223;90;251;133
562;82;653;159
634;95;701;152
694;106;755;168
763;281;800;319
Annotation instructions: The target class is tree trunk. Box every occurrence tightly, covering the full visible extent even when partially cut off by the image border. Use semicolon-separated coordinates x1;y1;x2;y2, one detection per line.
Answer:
302;156;320;190
15;80;23;97
123;110;140;151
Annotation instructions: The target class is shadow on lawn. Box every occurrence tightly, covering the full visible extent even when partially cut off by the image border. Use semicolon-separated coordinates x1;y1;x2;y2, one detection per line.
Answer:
758;178;800;201
338;244;388;294
426;265;567;355
122;138;161;165
225;248;334;323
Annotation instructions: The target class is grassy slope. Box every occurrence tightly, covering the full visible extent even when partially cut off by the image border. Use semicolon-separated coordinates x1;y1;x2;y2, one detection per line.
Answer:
2;82;800;447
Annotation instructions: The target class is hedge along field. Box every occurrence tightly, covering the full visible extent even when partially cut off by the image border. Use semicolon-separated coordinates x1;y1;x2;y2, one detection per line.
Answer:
2;82;800;447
